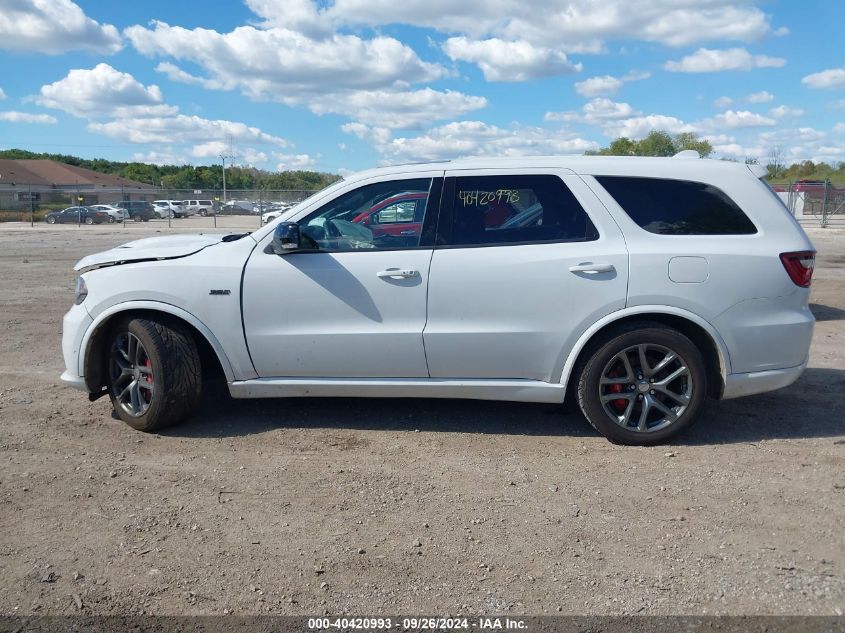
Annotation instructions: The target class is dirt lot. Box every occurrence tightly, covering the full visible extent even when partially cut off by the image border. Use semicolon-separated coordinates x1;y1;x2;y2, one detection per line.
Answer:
0;222;843;616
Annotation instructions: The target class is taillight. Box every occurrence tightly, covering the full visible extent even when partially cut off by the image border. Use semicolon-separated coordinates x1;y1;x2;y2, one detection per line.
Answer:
780;251;815;287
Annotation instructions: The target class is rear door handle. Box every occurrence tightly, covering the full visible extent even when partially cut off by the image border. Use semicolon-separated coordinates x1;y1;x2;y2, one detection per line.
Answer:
569;262;615;274
377;268;419;279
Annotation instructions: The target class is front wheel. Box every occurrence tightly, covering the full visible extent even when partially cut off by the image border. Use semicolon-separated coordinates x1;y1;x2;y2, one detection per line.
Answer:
107;317;202;432
576;323;707;445
46;216;56;224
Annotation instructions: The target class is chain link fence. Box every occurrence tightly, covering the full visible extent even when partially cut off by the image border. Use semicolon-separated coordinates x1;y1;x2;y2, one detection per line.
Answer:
0;186;319;229
773;180;845;228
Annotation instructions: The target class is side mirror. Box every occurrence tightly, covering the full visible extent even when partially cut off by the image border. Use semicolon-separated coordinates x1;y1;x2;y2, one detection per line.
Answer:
272;222;301;254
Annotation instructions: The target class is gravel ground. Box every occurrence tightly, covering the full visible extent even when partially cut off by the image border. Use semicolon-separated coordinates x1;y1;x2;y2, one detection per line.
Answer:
0;222;843;616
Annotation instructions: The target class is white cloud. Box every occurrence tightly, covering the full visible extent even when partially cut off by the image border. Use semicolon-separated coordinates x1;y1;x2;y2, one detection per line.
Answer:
746;91;774;103
604;114;696;139
125;20;446;100
0;111;57;124
665;48;785;72
575;75;624;97
131;150;188;166
834;123;845;133
263;0;777;51
712;142;765;159
344;119;598;163
36;64;173;118
546;98;637;124
442;37;581;82
714;96;733;108
770;105;804;119
0;0;121;54
88;114;290;146
573;71;649;97
0;88;6;100
309;88;487;129
33;65;291;162
703;110;776;129
275;153;318;171
802;68;845;90
154;62;225;90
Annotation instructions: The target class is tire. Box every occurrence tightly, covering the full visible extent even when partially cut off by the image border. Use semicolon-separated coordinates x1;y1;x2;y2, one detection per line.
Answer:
109;216;116;223
106;317;202;432
199;210;207;217
46;216;56;224
84;217;94;225
575;322;707;446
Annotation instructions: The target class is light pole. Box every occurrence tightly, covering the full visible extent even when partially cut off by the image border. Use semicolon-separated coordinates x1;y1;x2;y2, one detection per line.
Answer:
220;154;228;210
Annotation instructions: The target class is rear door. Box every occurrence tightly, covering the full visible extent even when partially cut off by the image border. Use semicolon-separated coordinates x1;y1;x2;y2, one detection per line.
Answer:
423;168;629;382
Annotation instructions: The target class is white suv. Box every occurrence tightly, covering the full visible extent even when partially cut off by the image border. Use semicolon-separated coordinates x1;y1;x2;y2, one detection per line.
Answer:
60;156;815;445
182;200;216;216
153;200;187;218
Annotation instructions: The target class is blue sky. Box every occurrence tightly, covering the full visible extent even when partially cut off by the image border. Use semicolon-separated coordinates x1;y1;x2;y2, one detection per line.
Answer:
0;0;843;174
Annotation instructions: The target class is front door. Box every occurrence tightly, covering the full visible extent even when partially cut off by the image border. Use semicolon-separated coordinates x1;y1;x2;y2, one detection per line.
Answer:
242;175;443;378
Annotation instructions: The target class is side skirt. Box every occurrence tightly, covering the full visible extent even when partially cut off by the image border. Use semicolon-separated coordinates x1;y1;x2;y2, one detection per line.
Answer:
228;377;566;403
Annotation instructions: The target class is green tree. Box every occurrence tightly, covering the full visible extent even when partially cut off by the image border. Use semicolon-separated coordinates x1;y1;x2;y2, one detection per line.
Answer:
589;131;713;158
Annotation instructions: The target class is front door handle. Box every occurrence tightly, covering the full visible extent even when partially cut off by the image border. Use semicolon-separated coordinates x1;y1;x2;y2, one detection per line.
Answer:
377;268;419;279
569;262;615;274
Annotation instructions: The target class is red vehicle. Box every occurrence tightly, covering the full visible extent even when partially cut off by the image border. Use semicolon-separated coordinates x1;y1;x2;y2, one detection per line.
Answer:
778;179;845;204
352;192;427;238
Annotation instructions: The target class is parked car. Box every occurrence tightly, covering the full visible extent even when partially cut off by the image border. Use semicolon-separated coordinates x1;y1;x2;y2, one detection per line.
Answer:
45;206;109;225
61;154;816;445
88;204;125;223
351;191;427;241
154;200;188;218
151;203;173;219
181;200;217;217
221;200;256;214
261;204;293;224
115;201;155;222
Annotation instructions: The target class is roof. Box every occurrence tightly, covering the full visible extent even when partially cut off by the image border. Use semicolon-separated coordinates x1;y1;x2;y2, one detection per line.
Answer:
0;159;155;189
345;154;762;183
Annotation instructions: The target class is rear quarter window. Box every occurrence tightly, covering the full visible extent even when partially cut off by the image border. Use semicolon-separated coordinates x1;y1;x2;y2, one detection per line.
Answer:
596;176;757;235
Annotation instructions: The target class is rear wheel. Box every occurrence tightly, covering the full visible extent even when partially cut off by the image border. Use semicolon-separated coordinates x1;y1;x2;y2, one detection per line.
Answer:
199;209;207;217
84;216;94;225
107;317;202;432
576;323;707;445
108;216;116;223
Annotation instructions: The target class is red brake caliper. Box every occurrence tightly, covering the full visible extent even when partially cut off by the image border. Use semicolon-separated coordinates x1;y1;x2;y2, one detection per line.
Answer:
144;359;153;400
608;369;628;411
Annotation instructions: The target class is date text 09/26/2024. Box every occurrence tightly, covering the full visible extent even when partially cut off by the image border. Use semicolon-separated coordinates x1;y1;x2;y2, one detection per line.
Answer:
307;617;528;630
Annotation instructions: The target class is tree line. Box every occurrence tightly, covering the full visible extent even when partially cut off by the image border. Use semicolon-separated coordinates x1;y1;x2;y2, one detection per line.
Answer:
3;133;843;187
588;131;845;183
0;148;341;191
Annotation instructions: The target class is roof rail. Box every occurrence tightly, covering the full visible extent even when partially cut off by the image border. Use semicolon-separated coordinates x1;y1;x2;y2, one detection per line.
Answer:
673;150;701;159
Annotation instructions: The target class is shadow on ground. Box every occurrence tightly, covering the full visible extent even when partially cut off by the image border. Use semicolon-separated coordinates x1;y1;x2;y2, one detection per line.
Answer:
810;303;845;322
163;368;845;445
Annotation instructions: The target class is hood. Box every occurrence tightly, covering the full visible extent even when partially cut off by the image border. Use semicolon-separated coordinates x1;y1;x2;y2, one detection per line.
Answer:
74;233;243;271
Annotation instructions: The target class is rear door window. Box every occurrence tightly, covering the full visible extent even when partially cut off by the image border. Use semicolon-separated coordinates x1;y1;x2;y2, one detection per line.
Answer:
596;176;757;235
442;174;598;247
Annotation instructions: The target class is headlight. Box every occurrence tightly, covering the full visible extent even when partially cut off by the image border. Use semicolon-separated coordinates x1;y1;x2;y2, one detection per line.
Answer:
74;276;88;305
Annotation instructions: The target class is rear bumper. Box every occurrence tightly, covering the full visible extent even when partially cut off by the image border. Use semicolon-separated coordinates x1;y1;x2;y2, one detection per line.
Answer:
721;359;807;400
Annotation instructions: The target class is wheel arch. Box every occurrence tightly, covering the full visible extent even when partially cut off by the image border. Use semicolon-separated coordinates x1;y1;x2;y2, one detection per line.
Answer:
81;301;234;393
560;307;730;400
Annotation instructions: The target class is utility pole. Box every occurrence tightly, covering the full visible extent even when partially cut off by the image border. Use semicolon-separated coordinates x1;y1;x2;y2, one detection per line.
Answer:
219;134;238;217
